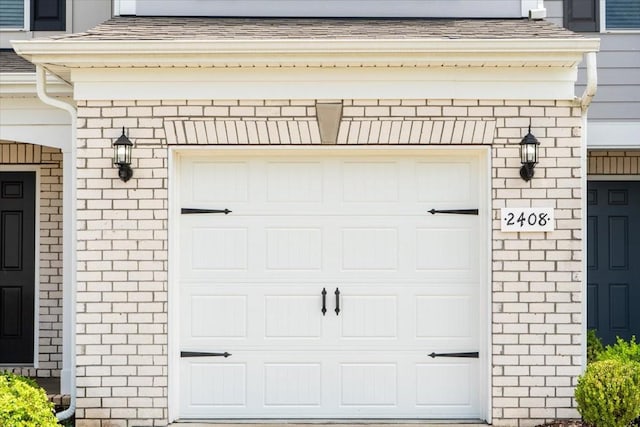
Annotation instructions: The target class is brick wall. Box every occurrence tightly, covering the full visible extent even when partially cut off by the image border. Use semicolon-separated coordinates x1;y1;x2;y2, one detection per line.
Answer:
588;150;640;175
1;140;64;378
75;98;583;427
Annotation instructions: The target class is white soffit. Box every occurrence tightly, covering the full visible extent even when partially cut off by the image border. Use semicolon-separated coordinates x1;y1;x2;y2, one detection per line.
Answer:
12;38;600;101
588;122;640;149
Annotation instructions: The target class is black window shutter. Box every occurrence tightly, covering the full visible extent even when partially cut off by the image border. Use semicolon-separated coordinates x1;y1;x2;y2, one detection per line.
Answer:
31;0;65;31
564;0;600;32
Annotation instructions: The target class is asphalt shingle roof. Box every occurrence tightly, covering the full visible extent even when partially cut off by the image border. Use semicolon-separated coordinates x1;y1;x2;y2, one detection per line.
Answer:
0;49;35;73
51;16;581;41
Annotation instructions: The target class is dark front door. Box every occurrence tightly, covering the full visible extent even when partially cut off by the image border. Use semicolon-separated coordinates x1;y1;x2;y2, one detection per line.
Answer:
587;181;640;345
0;172;36;364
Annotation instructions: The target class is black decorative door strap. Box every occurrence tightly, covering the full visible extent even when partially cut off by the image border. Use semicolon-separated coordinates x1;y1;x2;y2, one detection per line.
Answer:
321;288;327;316
428;352;479;358
335;288;341;316
181;351;231;358
181;208;232;215
428;209;478;215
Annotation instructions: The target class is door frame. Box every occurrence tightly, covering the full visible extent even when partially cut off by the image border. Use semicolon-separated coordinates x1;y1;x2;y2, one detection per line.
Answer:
167;145;492;422
0;165;40;368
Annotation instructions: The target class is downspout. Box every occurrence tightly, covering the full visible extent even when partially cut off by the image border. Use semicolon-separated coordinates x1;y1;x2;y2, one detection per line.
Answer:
35;65;77;422
581;52;598;113
578;51;597;371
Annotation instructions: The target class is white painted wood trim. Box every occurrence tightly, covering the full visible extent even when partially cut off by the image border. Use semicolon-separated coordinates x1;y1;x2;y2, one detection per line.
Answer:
587;175;640;181
12;38;600;69
0;165;40;368
587;121;640;148
168;147;180;423
69;66;581;101
483;147;493;424
113;0;136;16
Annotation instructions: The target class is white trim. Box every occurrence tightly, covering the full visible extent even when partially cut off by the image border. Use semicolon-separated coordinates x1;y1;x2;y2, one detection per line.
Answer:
587;174;640;181
484;148;493;424
69;66;581;101
587;121;640;149
168;148;179;423
580;115;587;374
521;0;546;18
23;0;29;32
113;0;136;16
168;145;491;422
0;165;40;368
13;38;600;67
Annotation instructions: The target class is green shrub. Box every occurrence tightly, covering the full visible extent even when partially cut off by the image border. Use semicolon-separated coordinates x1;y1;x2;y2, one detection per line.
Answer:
575;359;640;427
597;335;640;364
0;371;58;427
587;329;604;364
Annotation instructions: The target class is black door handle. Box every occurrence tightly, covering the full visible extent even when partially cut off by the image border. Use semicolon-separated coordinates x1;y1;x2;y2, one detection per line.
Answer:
321;288;327;316
335;288;340;315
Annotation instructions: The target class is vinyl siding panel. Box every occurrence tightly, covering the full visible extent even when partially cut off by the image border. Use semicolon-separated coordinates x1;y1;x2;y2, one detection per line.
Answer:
576;33;640;121
549;0;640;121
134;0;524;18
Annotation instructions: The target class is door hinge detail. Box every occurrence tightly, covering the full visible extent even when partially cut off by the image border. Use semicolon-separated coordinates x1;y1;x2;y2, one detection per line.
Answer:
428;351;479;358
428;209;478;215
181;208;231;215
181;351;231;358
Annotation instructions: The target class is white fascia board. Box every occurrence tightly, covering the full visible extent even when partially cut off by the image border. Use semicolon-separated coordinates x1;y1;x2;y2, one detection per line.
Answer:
0;73;72;96
587;121;640;149
70;66;579;101
12;37;599;101
12;38;601;69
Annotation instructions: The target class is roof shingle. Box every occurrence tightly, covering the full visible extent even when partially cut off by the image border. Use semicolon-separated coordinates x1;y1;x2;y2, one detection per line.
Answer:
50;16;581;41
0;49;36;73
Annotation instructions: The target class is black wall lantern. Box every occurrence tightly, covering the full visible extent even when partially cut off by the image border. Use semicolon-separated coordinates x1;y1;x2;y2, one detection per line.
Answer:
519;127;539;182
113;127;133;182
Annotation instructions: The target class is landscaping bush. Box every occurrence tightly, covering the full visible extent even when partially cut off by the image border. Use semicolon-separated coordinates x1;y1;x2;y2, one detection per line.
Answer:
587;329;604;364
597;335;640;364
575;359;640;427
0;371;57;427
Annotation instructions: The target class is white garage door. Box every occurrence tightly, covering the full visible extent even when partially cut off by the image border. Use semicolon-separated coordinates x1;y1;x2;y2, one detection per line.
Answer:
175;149;487;419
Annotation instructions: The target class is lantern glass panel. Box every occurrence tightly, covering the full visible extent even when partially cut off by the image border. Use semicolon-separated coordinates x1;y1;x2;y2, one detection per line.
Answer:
522;143;537;164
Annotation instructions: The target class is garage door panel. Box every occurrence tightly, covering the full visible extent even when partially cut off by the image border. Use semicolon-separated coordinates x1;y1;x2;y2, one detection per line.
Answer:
190;295;248;338
266;161;324;203
415;161;475;203
177;151;486;419
341;161;400;203
341;228;399;271
339;296;398;339
266;228;323;271
264;295;323;338
190;227;248;271
416;362;479;413
340;363;398;406
264;363;323;406
416;296;475;339
416;227;476;272
182;361;247;409
190;161;250;203
181;351;481;418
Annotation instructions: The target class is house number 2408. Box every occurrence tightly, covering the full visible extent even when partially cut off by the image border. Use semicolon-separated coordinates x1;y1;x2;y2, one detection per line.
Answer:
500;207;555;232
